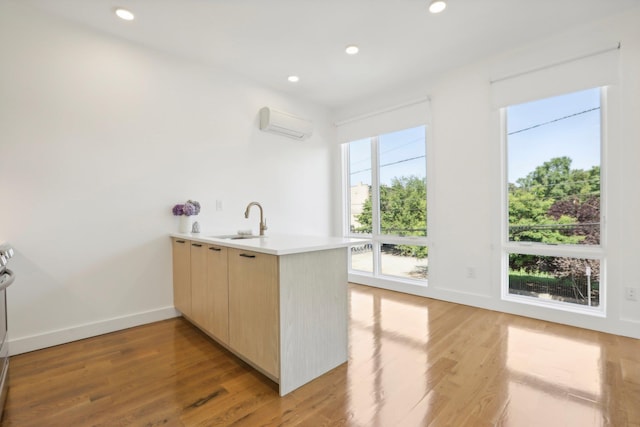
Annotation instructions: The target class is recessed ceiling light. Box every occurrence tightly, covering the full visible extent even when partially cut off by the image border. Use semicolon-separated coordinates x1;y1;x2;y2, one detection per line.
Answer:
115;8;135;21
428;0;446;13
287;75;300;83
345;45;359;55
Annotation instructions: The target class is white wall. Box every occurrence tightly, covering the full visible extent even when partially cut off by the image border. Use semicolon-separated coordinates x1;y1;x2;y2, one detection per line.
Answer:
335;7;640;339
0;2;335;354
2;2;638;355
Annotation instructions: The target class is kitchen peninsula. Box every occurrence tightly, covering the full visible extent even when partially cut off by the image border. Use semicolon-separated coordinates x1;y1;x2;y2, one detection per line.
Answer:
170;233;363;396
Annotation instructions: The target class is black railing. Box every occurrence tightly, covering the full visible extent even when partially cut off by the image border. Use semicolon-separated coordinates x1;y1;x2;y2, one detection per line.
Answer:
509;222;599;233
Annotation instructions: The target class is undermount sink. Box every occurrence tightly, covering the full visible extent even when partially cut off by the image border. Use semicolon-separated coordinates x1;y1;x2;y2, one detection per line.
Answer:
209;234;263;240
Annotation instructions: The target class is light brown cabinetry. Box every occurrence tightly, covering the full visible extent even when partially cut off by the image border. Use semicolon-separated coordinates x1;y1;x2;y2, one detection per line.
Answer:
228;248;279;378
172;239;229;345
171;236;348;396
188;242;208;330
206;245;229;344
171;238;191;316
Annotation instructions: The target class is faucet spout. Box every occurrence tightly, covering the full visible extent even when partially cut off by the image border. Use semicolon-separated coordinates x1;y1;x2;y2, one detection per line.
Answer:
244;202;268;236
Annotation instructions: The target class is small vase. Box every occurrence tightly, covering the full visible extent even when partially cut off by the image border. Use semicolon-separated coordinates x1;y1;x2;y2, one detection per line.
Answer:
178;215;192;233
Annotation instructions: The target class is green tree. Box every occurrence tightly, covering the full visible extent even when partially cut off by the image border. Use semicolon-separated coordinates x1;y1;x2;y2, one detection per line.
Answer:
356;190;373;233
508;186;582;245
516;156;599;202
509;157;601;274
356;176;427;258
517;156;572;199
380;176;427;237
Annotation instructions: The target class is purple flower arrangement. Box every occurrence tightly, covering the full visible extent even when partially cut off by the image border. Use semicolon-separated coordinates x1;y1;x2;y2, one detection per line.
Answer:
172;200;201;216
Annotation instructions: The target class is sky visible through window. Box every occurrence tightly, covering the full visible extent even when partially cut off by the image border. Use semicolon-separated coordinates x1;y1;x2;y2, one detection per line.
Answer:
349;126;426;186
508;88;601;182
349;88;600;187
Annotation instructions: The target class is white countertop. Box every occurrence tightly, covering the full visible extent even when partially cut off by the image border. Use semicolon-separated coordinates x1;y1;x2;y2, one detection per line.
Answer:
169;232;368;255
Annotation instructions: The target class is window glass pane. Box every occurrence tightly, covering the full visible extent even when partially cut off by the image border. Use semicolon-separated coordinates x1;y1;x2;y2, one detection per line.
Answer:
507;88;601;246
345;125;428;286
349;138;372;235
350;243;373;273
508;254;600;307
380;244;428;280
378;126;427;237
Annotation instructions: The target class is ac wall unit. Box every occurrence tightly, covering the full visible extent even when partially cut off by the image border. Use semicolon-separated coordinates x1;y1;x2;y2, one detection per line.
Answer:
259;107;313;140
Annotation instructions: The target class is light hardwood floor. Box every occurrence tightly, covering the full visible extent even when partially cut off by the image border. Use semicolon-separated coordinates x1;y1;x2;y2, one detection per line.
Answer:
2;284;639;426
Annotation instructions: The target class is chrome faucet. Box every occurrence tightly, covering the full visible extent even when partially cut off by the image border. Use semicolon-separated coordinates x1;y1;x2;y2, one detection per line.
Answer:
244;202;268;236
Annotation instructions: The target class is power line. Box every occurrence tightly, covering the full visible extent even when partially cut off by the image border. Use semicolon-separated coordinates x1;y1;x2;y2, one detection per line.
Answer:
349;136;425;167
350;155;425;176
508;107;600;136
379;136;425;156
379;155;426;169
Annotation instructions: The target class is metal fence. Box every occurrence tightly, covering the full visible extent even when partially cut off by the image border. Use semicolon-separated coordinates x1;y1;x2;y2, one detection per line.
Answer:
509;276;600;306
351;243;373;253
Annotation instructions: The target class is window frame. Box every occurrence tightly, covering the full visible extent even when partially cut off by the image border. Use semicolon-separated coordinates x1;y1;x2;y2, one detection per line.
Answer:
343;126;429;286
500;87;608;315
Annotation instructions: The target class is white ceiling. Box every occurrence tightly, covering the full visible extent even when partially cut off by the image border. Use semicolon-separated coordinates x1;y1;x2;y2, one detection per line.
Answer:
16;0;640;109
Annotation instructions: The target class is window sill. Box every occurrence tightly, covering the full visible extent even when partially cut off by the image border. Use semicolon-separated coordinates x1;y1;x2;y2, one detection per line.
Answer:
502;292;606;318
348;271;428;295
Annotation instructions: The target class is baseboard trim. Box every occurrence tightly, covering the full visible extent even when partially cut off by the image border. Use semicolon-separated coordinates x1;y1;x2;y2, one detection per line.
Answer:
348;278;640;340
8;306;180;356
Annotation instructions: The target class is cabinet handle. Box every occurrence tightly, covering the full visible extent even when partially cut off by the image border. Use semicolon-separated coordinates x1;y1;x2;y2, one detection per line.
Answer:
192;243;203;247
209;247;222;252
239;253;256;259
176;240;186;244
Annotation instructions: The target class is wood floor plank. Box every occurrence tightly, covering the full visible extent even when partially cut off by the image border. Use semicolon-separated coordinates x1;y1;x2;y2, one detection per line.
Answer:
2;283;639;426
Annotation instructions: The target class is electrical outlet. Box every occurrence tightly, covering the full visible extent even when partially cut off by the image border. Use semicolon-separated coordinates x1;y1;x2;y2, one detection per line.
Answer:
466;267;476;279
215;200;223;211
625;287;638;301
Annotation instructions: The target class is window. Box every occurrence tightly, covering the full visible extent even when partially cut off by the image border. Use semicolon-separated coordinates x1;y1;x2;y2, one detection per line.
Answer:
503;88;604;310
345;125;428;283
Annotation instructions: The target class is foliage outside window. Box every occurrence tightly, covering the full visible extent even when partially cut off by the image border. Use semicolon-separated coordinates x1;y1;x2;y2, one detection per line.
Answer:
509;156;600;247
355;176;427;258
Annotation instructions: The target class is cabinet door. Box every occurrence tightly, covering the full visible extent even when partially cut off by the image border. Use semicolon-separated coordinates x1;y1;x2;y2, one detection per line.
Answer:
228;248;279;378
189;242;207;327
171;238;191;316
206;244;229;344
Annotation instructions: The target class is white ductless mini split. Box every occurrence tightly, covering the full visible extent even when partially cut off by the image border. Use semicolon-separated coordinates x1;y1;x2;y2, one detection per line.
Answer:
259;107;313;140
